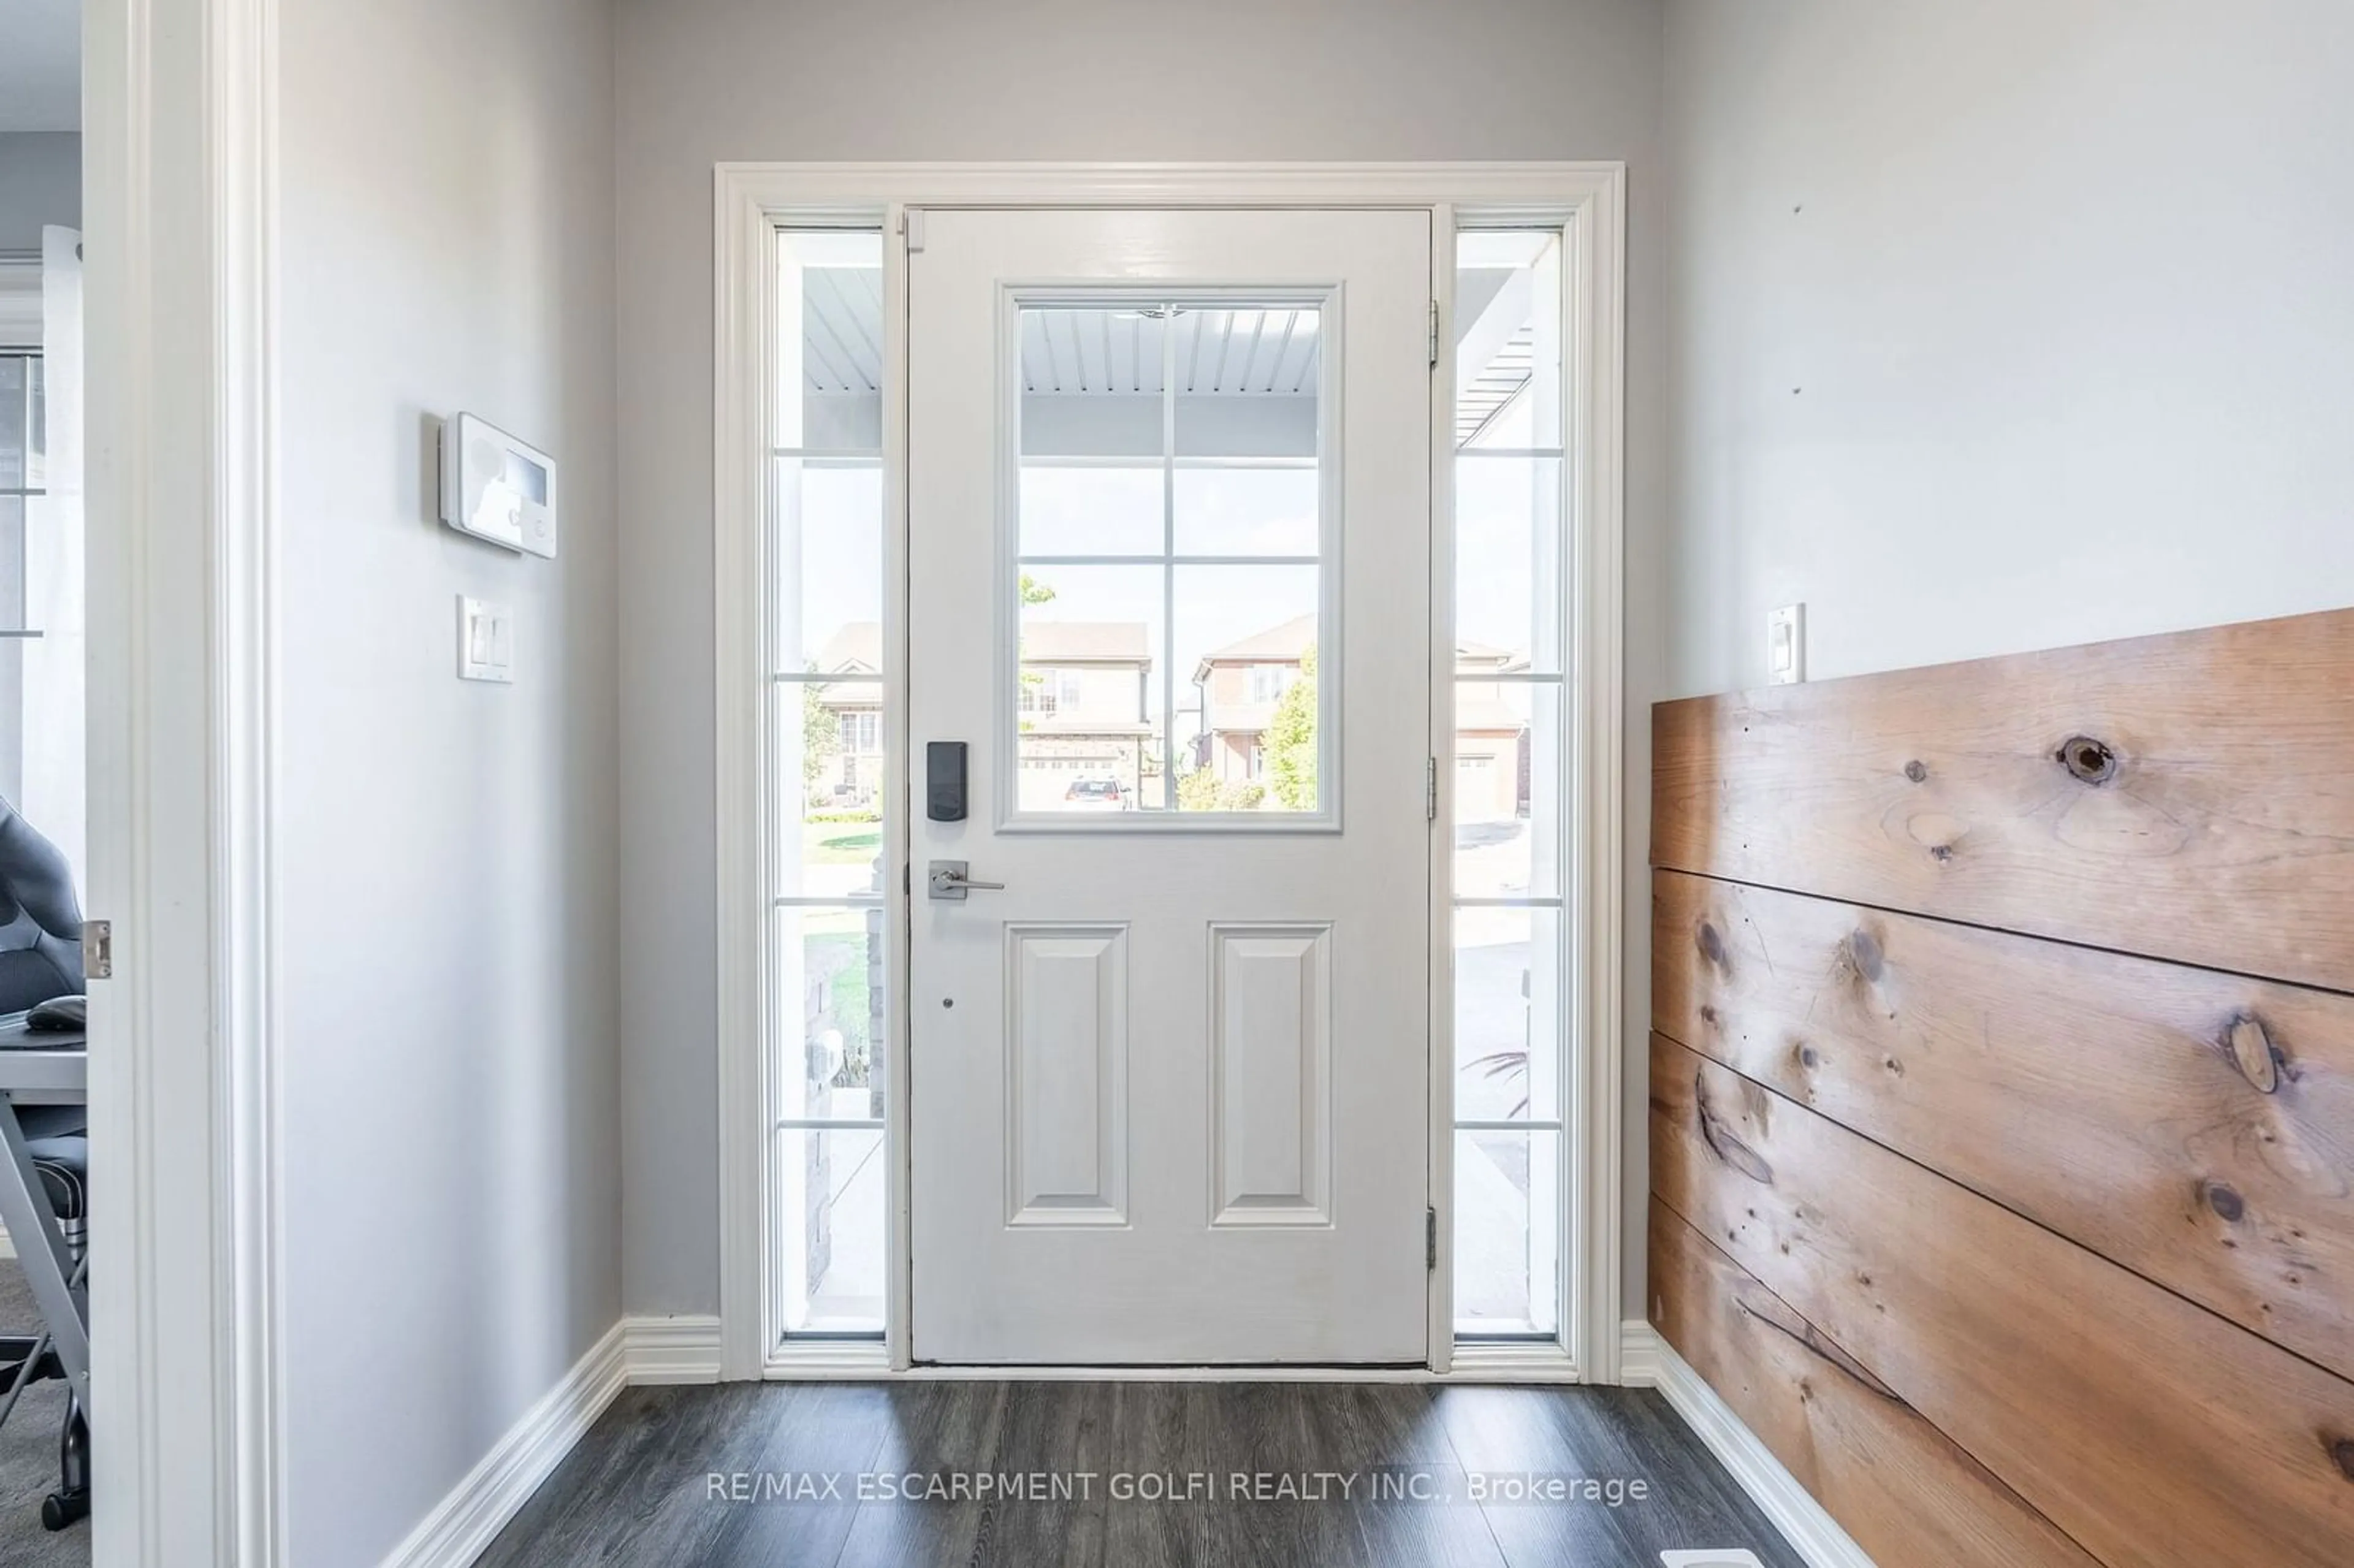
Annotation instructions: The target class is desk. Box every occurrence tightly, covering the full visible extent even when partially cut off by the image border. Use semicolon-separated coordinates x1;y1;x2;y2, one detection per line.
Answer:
0;1017;86;1414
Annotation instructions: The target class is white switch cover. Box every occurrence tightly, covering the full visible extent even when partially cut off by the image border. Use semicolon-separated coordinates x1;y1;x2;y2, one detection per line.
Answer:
1767;603;1805;685
458;596;514;683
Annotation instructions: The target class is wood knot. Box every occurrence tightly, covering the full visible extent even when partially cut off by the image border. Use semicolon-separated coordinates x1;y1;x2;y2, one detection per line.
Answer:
2057;734;2118;785
2226;1012;2281;1094
1848;929;1884;983
1699;1003;1720;1027
1903;759;1927;783
1694;1071;1774;1186
2204;1181;2246;1224
1697;921;1729;970
1796;1043;1821;1070
1929;844;1955;864
2329;1436;2354;1483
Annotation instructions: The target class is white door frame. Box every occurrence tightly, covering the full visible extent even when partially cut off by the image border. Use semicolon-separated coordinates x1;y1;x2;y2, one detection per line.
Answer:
714;162;1625;1384
86;0;286;1562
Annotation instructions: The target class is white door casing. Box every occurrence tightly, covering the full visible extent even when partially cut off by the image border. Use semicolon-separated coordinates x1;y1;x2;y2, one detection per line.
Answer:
907;208;1433;1364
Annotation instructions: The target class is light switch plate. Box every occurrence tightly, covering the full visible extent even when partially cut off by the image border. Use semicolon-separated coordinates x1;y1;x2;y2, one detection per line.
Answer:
1767;603;1805;685
458;595;514;683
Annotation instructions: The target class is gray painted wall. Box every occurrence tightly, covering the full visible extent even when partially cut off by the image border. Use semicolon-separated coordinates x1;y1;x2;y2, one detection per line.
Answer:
1661;0;2354;696
0;134;79;251
275;0;619;1558
614;0;1671;1319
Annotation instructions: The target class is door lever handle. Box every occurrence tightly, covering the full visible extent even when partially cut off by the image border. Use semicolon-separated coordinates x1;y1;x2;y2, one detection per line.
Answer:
927;859;1005;901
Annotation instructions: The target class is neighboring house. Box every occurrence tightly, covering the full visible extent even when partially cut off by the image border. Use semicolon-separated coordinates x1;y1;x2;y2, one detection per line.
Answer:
809;620;1157;811
807;623;888;807
1190;613;1316;784
1013;620;1156;809
1452;639;1531;823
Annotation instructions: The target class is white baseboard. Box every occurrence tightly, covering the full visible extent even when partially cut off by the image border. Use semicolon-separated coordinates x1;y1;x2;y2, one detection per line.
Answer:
623;1313;725;1385
1621;1321;1878;1568
378;1314;728;1567
378;1319;629;1568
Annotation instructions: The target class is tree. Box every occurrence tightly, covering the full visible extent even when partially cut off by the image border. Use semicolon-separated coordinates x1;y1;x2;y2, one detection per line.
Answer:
802;680;840;790
1176;766;1224;812
1264;644;1318;810
1178;766;1269;813
1016;573;1056;729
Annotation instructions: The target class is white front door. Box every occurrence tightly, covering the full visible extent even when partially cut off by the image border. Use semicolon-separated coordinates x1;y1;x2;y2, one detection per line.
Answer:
908;208;1433;1364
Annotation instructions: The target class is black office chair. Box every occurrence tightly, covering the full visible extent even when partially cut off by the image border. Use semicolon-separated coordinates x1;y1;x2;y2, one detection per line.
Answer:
0;799;90;1529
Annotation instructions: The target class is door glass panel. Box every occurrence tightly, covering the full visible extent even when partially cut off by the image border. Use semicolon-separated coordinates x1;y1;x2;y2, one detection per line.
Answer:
1011;297;1331;820
1454;231;1562;452
1452;679;1563;900
1455;1128;1562;1338
771;457;883;674
0;357;24;491
1013;563;1164;814
773;905;886;1124
1019;464;1163;557
1173;563;1319;813
1455;454;1564;674
1173;465;1319;556
776;1126;887;1334
1454;905;1562;1124
772;685;890;901
775;231;884;452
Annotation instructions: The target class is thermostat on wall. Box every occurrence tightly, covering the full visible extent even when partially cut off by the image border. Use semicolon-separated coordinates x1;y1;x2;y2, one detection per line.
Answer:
439;413;557;558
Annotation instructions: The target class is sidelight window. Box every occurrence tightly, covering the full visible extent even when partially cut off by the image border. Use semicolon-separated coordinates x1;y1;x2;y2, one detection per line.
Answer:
1451;229;1569;1342
769;229;889;1339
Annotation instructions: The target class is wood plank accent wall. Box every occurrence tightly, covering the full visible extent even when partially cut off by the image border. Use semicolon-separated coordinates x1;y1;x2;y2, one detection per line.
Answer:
1648;606;2354;1568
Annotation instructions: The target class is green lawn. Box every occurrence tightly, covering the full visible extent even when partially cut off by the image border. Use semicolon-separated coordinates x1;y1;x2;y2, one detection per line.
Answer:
803;823;882;866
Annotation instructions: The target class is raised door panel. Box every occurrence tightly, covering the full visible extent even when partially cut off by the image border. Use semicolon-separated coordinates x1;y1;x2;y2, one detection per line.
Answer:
1005;925;1128;1225
1208;923;1332;1226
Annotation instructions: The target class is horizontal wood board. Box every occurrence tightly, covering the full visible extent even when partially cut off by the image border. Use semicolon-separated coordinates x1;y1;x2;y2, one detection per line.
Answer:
1651;867;2354;1383
1652;606;2354;992
1648;1196;2102;1568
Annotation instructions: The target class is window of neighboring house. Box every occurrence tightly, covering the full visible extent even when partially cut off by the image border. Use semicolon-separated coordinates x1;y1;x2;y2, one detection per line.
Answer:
1019;667;1085;718
1451;226;1569;1346
1247;663;1295;703
843;709;881;754
1247;739;1266;779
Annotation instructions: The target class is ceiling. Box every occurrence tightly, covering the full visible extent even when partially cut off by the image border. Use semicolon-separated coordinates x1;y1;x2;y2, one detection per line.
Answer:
1017;307;1322;397
795;264;1540;435
0;0;79;133
795;266;886;393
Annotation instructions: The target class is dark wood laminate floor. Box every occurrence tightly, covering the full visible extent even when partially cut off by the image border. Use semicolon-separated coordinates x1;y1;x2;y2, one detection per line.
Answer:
478;1382;1802;1567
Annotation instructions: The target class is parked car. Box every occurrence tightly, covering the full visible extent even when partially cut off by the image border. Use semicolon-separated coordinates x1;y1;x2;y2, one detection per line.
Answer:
1063;777;1129;810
